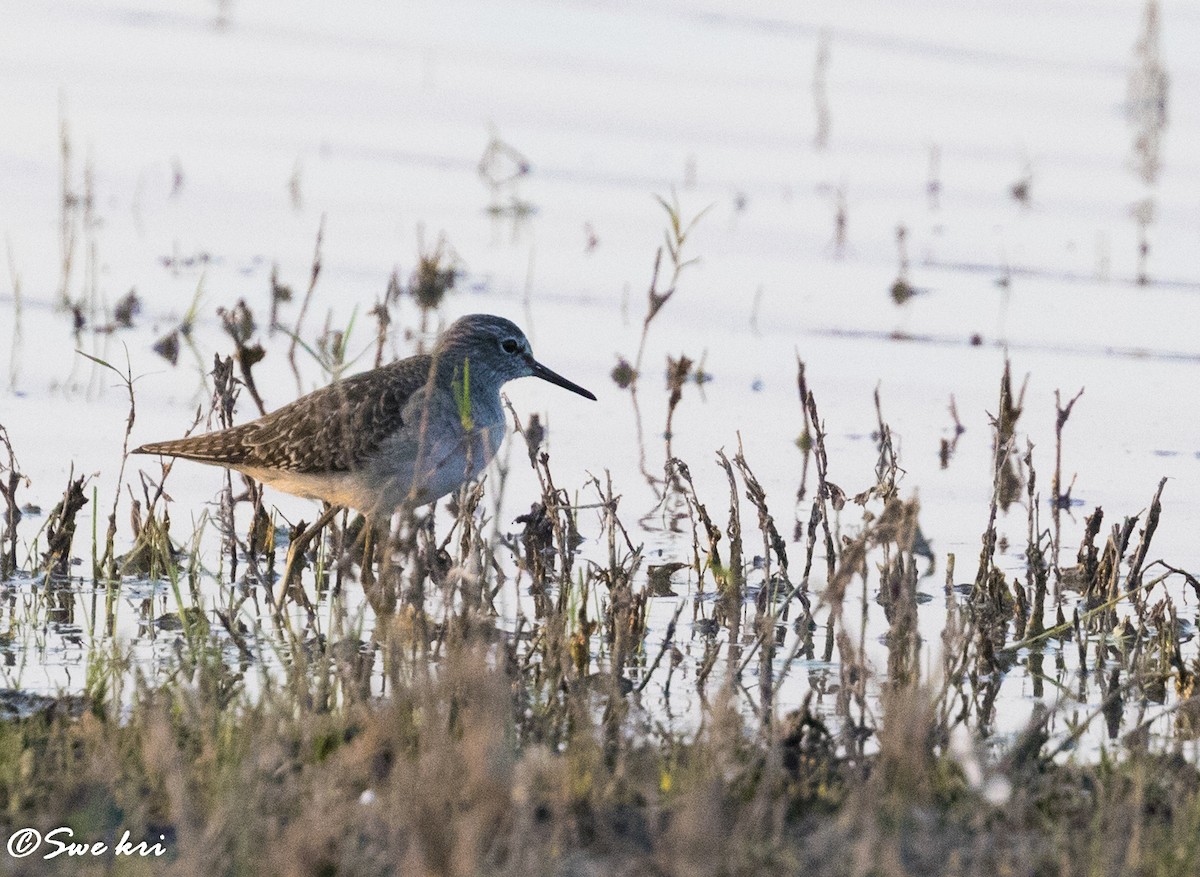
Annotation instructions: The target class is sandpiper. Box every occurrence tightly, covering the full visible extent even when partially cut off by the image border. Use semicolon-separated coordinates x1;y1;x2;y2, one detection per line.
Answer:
134;314;596;520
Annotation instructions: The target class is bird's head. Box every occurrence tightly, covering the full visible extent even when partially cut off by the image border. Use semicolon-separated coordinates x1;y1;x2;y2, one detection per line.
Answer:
434;314;596;400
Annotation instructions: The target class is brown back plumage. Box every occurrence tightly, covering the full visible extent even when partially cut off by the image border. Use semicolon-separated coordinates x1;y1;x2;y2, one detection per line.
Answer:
134;354;435;474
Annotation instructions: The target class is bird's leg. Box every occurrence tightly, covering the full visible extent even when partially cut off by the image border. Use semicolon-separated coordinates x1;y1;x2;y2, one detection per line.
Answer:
277;503;343;606
359;524;376;590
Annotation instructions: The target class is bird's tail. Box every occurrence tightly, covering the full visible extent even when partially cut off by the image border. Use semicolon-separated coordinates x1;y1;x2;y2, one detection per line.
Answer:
133;429;249;464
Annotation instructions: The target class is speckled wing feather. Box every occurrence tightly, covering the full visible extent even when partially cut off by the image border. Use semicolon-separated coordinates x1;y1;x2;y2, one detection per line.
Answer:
135;355;435;473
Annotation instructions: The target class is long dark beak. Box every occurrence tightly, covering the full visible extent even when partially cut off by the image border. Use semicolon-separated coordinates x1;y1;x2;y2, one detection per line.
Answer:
528;357;597;400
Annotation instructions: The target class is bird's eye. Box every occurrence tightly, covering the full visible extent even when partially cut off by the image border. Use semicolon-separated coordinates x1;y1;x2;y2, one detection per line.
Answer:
501;338;520;354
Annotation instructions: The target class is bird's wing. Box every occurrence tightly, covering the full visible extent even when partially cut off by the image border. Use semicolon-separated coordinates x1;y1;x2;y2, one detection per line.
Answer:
135;356;435;474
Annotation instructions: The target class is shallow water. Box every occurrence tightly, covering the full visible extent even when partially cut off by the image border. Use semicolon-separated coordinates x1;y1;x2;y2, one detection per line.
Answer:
1;0;1199;753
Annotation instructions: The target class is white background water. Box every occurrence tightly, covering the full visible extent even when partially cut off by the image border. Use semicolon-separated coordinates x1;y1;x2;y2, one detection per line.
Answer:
1;0;1198;745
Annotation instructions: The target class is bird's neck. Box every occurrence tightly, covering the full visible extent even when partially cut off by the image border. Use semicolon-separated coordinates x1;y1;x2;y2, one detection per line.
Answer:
437;352;503;428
